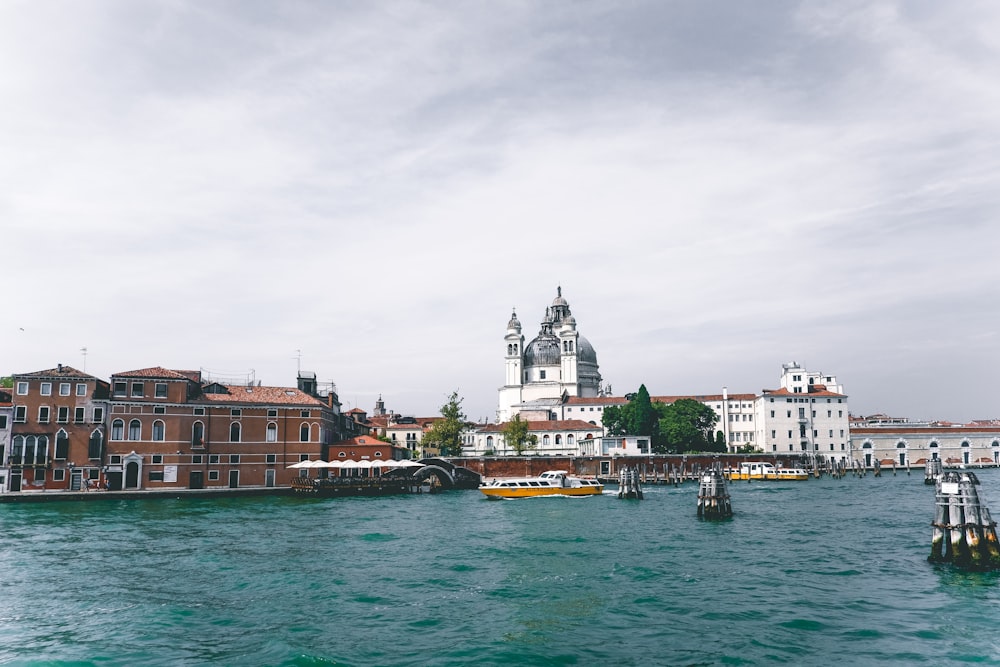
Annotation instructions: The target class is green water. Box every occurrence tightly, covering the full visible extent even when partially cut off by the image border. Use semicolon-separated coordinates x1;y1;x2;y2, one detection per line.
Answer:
2;470;1000;666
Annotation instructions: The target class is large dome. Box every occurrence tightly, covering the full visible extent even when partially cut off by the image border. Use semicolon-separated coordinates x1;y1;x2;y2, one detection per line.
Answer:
523;335;560;367
577;336;598;364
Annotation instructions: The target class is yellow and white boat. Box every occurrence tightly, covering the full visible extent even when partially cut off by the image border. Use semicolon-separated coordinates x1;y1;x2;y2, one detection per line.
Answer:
479;470;604;499
727;461;809;481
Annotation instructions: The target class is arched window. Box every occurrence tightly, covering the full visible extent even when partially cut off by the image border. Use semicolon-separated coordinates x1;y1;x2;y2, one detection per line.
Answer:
34;436;48;465
88;429;103;459
300;423;311;442
11;435;24;464
896;441;906;448
567;434;574;445
128;419;141;441
229;422;241;443
111;419;124;441
486;435;494;448
374;451;382;458
542;434;550;446
266;422;277;442
192;421;204;447
55;429;69;459
152;420;165;442
586;433;593;440
555;434;562;445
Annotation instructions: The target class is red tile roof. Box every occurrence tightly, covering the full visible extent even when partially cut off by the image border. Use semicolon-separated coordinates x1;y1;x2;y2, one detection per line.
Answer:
763;387;845;398
198;385;327;407
14;366;97;380
112;367;199;380
481;419;601;433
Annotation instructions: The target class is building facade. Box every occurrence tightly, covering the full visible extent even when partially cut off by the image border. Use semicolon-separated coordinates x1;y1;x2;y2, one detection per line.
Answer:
7;366;109;492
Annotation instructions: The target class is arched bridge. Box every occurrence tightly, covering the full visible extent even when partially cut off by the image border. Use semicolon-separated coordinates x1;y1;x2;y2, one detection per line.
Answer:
407;458;482;490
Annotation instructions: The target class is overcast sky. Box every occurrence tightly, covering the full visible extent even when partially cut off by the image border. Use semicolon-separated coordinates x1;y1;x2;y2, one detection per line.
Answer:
3;1;999;424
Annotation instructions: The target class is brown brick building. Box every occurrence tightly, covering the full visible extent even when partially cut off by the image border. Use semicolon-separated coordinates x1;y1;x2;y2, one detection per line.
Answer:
104;367;346;490
7;365;109;492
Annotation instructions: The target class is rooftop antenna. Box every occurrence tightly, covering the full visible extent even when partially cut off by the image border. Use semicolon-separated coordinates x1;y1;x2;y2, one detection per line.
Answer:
294;349;302;374
81;347;88;372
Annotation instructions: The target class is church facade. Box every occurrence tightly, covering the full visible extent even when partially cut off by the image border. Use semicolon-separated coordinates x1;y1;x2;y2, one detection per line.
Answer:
497;288;603;423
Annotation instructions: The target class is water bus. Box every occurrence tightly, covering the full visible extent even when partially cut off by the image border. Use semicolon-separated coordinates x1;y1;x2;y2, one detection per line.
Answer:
726;461;810;481
479;470;604;499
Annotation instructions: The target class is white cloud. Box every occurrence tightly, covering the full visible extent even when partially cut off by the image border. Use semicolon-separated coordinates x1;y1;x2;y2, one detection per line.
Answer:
2;1;999;423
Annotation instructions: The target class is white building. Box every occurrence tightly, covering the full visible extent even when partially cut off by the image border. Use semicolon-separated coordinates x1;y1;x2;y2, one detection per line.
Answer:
755;361;851;464
497;287;604;423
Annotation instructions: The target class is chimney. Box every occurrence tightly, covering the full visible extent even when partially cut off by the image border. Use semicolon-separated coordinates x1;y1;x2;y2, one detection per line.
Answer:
58;363;63;372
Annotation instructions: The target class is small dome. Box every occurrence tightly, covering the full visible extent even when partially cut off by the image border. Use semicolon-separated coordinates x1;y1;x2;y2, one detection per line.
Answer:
523;335;560;367
507;310;521;330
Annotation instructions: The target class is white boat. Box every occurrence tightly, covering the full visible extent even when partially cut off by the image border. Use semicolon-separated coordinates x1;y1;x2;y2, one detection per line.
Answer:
727;461;810;481
478;470;604;499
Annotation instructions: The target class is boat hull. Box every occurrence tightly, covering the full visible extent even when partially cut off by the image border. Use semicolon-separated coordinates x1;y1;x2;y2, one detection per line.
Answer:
479;486;604;499
727;471;809;481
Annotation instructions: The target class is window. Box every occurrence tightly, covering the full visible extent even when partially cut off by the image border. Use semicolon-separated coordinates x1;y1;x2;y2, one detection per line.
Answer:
192;455;203;464
300;410;310;418
209;454;220;464
59;383;71;396
76;383;87;396
300;423;310;442
0;415;6;429
154;383;168;398
57;406;69;423
38;406;50;424
16;381;28;395
192;422;204;447
231;409;242;417
128;419;141;440
229;454;240;464
542;435;550;446
152;420;165;442
93;407;104;423
153;406;165;415
74;407;85;423
131;382;144;397
771;430;776;438
194;407;205;416
266;454;276;464
40;382;52;396
53;469;65;482
109;455;122;464
208;471;220;481
148;471;164;482
540;370;546;379
113;381;126;397
88;431;103;459
229;422;241;442
111;419;124;441
152;454;163;464
266;423;277;442
567;434;574;445
14;406;26;423
55;430;69;459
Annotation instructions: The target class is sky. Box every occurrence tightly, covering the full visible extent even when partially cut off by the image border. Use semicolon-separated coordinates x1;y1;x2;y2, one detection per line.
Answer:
3;1;999;424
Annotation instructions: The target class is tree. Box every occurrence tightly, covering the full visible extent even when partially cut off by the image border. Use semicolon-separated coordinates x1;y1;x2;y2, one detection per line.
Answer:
658;398;719;454
501;414;536;455
421;390;466;457
604;385;659;437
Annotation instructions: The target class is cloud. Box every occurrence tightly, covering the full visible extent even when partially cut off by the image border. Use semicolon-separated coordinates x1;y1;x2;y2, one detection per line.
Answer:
2;1;999;423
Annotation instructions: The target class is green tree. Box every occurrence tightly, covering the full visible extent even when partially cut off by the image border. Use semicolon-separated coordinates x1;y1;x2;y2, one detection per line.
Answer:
658;398;719;454
604;385;659;438
501;414;538;455
421;390;467;457
0;376;12;389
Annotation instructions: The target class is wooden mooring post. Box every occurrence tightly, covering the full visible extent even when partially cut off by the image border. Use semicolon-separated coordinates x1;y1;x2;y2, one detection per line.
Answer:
617;467;643;499
924;459;943;485
929;470;1000;569
697;465;732;519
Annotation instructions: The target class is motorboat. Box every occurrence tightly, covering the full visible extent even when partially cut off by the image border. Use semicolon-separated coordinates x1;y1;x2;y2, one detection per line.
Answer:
478;470;604;499
726;461;809;481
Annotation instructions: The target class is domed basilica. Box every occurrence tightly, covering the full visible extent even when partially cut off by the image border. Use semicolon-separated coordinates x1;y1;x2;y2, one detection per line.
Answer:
497;287;603;422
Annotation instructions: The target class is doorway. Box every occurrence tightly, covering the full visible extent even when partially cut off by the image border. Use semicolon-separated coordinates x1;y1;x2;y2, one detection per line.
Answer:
228;470;239;488
125;462;140;489
189;470;204;489
265;469;275;487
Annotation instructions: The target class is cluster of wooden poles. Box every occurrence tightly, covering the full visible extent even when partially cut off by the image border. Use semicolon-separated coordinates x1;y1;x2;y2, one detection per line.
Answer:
929;469;1000;570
